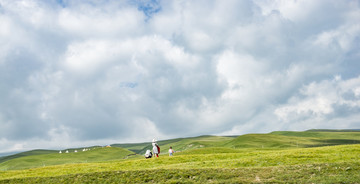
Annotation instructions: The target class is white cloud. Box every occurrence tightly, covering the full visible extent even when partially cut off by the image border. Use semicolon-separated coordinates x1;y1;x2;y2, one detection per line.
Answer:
275;76;360;124
313;21;360;52
216;51;266;94
0;0;359;153
255;0;320;21
58;6;144;37
63;40;120;73
0;138;25;153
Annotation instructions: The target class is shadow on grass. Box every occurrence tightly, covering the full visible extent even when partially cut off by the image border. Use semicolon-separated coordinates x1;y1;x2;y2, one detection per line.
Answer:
306;139;360;147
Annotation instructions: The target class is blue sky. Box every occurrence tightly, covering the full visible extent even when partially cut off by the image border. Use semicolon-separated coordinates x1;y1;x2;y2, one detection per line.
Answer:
0;0;360;153
135;0;161;18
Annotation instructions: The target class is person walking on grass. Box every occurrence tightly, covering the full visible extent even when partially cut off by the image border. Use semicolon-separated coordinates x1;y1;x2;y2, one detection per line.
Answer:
169;146;175;156
152;139;160;157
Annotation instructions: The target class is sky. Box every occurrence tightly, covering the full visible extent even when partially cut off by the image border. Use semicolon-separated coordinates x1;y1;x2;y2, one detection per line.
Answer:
0;0;360;154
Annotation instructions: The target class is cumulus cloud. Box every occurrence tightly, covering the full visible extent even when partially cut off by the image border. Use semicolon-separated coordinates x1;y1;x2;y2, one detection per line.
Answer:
274;76;360;128
0;0;359;153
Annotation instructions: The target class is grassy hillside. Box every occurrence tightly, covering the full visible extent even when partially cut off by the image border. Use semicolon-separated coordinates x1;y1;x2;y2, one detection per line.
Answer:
223;131;360;149
271;130;360;138
306;129;360;132
112;130;360;156
112;135;235;154
270;131;360;146
1;130;360;183
0;144;359;183
2;130;360;169
111;142;149;154
224;134;311;148
2;163;359;183
0;150;57;164
0;147;135;171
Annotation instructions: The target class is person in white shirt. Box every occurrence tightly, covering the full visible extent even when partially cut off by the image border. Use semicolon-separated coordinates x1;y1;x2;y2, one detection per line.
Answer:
152;139;160;157
169;146;175;156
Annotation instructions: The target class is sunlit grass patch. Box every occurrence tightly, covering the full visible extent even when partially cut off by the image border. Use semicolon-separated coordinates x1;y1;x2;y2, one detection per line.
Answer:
1;162;359;184
0;144;359;182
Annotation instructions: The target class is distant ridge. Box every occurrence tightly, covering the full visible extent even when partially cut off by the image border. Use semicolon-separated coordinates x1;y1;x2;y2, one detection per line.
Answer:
306;129;360;132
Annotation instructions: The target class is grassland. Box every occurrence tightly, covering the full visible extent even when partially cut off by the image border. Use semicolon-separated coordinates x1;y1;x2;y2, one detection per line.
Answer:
0;147;135;171
0;150;57;164
225;131;360;149
112;135;234;154
0;145;359;183
0;130;359;183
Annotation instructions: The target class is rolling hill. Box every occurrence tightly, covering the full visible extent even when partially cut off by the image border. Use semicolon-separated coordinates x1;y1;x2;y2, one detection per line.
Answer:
0;147;135;171
0;144;359;183
225;130;360;149
112;135;235;154
0;150;57;165
0;129;359;183
1;129;360;172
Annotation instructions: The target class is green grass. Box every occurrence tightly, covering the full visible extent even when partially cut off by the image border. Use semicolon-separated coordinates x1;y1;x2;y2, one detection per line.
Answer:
1;163;359;184
224;134;312;148
270;131;360;147
4;130;359;166
113;131;360;156
1;130;360;183
112;135;235;154
271;130;360;139
0;147;135;171
0;150;57;164
0;144;359;183
306;129;360;132
225;131;360;149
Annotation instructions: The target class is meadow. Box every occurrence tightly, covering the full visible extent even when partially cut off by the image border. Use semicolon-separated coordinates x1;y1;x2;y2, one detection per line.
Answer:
0;130;359;183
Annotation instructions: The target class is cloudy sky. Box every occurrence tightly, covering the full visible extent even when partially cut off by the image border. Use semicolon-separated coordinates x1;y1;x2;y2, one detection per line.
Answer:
0;0;360;153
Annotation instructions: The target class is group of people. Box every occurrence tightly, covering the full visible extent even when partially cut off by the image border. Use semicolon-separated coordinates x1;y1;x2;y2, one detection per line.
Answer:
145;138;175;158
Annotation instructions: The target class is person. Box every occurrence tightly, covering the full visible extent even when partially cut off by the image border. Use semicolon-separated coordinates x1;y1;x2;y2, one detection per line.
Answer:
145;150;152;159
168;146;175;156
152;139;160;157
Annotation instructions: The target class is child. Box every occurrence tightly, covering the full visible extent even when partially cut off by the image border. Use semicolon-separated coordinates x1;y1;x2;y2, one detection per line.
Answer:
169;146;175;156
